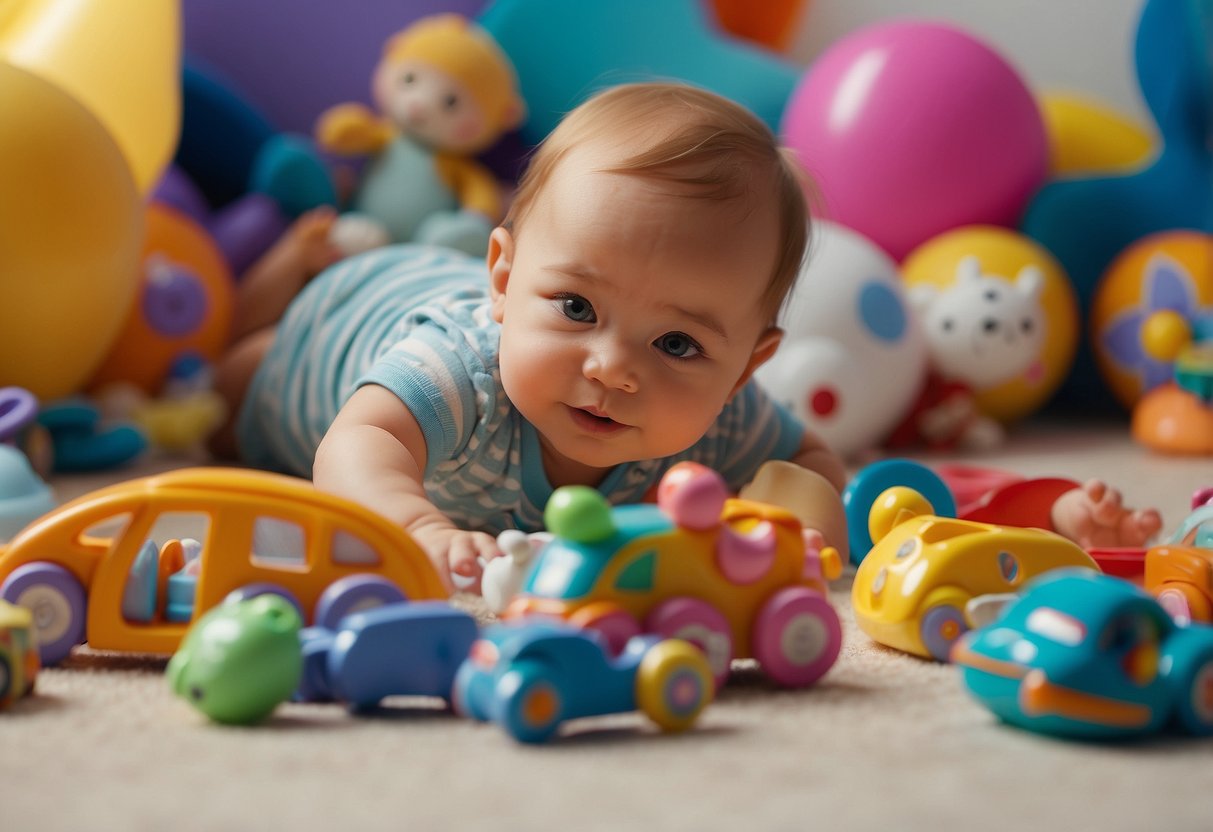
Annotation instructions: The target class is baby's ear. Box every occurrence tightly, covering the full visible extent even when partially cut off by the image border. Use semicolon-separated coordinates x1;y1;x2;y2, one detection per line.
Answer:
487;226;515;323
730;327;783;401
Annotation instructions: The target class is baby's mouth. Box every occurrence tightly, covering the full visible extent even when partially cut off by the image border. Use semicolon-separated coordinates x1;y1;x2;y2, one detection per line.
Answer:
568;405;628;434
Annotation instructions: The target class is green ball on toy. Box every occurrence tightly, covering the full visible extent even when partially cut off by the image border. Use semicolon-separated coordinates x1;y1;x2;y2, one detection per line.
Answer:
544;486;615;543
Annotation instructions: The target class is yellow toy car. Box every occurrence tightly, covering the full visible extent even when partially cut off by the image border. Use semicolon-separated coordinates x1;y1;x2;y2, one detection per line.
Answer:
851;486;1097;661
0;467;446;665
0;599;39;707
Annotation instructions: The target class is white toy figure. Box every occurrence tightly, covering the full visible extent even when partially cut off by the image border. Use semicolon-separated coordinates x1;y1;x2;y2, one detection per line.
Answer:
754;221;928;459
887;256;1046;450
481;530;551;614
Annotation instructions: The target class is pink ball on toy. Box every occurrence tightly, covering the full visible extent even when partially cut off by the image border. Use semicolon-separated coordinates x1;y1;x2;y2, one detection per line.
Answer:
781;21;1048;261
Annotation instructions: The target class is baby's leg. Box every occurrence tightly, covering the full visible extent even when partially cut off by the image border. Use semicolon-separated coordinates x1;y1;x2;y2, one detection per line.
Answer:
207;328;277;460
230;208;341;341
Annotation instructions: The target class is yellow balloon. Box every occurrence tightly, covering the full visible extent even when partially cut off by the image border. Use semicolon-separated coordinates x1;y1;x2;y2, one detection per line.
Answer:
0;64;142;400
1038;92;1154;177
0;0;181;195
902;226;1079;424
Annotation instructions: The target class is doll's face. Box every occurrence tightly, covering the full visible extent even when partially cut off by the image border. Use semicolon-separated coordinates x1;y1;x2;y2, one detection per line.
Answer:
487;142;784;488
373;58;492;153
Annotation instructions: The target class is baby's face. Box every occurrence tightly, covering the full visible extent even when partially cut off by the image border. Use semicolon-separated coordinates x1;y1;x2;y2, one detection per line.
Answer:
490;144;783;487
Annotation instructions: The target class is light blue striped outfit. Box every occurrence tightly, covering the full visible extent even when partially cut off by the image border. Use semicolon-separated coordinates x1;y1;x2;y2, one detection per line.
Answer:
237;245;804;535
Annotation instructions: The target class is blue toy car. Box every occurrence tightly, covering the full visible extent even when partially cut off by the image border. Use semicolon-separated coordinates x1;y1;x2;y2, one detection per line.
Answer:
453;622;714;744
952;568;1213;740
296;601;478;710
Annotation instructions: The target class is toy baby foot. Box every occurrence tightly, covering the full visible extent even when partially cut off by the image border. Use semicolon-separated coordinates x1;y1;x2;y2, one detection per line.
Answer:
1050;479;1163;549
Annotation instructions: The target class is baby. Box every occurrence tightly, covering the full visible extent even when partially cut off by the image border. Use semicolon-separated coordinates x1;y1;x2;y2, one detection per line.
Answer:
213;82;1159;591
214;83;846;589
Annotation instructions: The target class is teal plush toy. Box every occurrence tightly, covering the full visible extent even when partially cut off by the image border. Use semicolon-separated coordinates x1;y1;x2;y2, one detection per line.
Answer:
478;0;800;146
315;14;525;258
167;595;303;725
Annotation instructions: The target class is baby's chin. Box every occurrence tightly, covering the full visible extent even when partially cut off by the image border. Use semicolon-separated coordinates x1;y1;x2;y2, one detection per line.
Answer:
547;438;704;486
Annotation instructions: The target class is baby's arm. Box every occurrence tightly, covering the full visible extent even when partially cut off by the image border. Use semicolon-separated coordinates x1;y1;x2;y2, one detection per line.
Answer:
313;384;499;591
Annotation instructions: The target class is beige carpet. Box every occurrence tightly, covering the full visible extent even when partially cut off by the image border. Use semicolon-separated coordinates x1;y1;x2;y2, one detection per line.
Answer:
4;420;1212;831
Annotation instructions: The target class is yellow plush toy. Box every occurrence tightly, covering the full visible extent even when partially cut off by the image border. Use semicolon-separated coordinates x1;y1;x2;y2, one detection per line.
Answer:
315;14;525;257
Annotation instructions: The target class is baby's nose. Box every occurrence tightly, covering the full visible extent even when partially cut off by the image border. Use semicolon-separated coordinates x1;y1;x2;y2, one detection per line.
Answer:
584;343;639;392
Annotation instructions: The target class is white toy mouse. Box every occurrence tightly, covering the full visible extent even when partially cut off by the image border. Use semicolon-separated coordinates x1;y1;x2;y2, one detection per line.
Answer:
481;529;551;614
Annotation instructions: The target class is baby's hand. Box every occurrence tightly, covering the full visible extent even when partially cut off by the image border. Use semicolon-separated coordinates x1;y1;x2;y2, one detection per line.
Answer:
1051;479;1163;549
410;525;502;594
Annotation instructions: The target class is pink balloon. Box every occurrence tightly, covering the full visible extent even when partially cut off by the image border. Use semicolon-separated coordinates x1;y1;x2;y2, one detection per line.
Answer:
782;21;1048;261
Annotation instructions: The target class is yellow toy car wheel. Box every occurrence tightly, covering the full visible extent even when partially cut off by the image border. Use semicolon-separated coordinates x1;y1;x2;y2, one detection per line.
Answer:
636;639;714;733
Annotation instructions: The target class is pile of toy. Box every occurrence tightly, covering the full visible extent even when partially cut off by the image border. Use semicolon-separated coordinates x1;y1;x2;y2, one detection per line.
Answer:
1;454;1212;745
0;461;843;743
1;0;1212;744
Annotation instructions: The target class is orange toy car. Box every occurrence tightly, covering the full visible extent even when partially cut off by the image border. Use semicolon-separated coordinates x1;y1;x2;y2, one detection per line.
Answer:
1145;497;1213;624
0;467;446;664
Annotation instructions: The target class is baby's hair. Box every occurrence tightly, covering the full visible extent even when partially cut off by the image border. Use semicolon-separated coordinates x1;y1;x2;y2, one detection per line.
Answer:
503;82;811;321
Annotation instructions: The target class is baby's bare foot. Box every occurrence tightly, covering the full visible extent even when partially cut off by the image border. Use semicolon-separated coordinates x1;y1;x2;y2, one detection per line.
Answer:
1051;479;1162;549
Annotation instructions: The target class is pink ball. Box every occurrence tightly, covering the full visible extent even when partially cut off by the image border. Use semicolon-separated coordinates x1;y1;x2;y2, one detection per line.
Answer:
782;21;1048;261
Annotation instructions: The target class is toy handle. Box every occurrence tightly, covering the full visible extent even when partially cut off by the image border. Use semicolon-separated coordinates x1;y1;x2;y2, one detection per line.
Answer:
0;386;38;442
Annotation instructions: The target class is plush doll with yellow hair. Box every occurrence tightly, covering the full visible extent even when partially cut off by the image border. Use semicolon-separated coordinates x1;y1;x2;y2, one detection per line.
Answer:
315;14;525;257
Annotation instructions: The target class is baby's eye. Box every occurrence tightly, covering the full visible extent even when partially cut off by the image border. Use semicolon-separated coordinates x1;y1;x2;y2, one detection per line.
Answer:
443;93;459;110
557;294;596;323
656;332;702;359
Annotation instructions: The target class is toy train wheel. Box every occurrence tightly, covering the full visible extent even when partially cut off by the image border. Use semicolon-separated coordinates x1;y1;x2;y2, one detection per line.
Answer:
312;574;406;630
644;597;734;688
636;639;714;732
0;562;86;665
498;660;564;744
751;587;842;687
920;604;968;662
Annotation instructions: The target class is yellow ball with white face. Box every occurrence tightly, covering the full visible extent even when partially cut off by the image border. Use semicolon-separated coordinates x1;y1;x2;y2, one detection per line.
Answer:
902;226;1079;424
